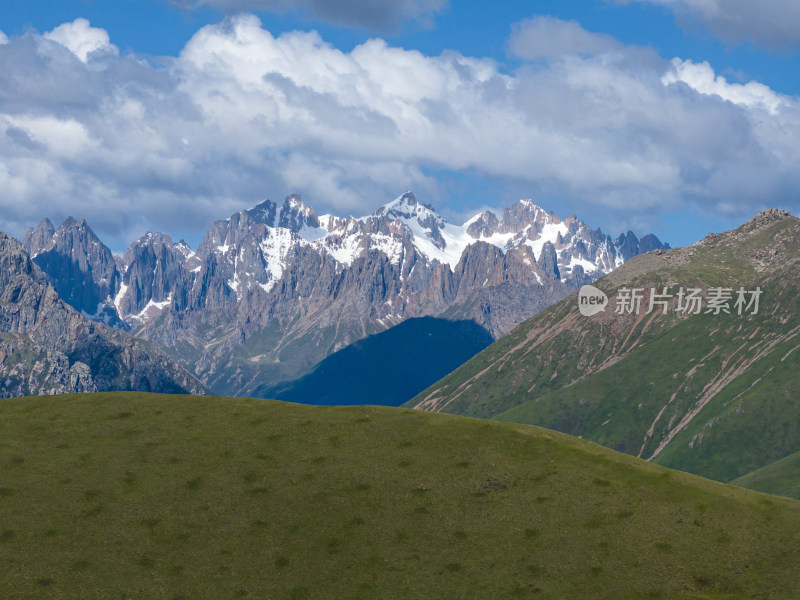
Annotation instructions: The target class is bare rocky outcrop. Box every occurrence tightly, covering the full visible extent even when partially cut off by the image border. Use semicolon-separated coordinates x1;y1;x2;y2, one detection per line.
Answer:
119;232;194;318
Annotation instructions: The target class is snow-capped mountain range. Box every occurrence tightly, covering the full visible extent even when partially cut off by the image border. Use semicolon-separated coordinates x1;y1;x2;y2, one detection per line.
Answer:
166;192;660;306
22;192;667;396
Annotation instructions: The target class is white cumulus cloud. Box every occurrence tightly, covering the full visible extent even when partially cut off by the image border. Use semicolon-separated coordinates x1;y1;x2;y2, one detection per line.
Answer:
0;31;8;45
663;58;786;114
44;18;118;63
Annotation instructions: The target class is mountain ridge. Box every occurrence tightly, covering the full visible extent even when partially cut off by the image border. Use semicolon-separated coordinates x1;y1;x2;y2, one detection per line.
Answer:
21;191;668;397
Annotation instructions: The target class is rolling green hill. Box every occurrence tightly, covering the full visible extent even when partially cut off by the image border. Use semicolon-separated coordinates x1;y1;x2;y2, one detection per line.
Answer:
257;317;493;406
733;449;800;500
2;392;800;599
406;209;800;486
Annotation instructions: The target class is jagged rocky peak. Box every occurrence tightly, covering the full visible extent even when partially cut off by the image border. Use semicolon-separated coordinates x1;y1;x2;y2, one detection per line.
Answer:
466;211;500;239
465;199;565;240
52;216;104;254
122;231;192;267
501;199;555;233
375;192;445;229
22;218;56;257
243;199;279;226
615;230;642;262
279;194;320;232
122;231;190;279
373;192;447;250
55;216;119;284
199;211;253;256
198;194;320;260
19;216;125;328
537;241;560;280
218;194;322;238
639;233;667;254
0;229;43;292
109;231;200;322
562;214;582;235
119;232;186;321
56;216;101;249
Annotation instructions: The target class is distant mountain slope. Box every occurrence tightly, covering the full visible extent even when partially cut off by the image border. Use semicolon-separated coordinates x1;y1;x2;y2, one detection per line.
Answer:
1;392;799;599
0;231;207;397
24;192;667;396
407;209;800;484
733;450;800;500
259;317;494;406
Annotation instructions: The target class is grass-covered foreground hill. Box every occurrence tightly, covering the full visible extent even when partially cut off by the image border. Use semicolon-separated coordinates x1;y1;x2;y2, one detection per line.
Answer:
2;393;800;599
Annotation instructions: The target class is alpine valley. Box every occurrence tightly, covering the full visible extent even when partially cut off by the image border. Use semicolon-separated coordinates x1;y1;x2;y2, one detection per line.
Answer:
11;192;667;399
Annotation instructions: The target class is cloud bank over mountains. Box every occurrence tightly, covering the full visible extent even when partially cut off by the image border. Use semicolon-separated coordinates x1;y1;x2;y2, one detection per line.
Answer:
0;14;799;248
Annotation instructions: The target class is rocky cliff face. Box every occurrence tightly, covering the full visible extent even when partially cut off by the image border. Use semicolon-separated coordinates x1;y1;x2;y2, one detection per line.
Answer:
118;232;195;321
23;217;126;328
0;230;207;398
25;191;668;396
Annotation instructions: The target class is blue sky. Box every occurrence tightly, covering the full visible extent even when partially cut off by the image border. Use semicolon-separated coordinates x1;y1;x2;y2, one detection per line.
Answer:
1;0;799;251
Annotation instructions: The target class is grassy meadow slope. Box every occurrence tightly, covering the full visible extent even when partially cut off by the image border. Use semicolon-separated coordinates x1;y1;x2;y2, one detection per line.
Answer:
2;392;800;599
407;210;800;484
733;449;800;500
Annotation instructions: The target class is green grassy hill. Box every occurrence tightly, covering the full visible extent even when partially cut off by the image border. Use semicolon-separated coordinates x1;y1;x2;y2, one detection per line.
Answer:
407;210;800;485
2;392;800;599
733;449;800;500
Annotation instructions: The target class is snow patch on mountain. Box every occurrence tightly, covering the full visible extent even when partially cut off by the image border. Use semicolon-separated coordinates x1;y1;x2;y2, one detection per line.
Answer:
368;233;404;265
127;293;173;322
114;282;128;311
297;223;328;242
321;231;365;266
175;241;196;260
259;227;298;291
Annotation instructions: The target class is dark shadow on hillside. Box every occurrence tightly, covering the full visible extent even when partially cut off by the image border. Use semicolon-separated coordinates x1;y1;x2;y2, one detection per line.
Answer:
255;317;494;406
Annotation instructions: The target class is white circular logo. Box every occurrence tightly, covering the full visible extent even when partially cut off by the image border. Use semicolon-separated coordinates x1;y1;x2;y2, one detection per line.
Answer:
578;285;608;316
